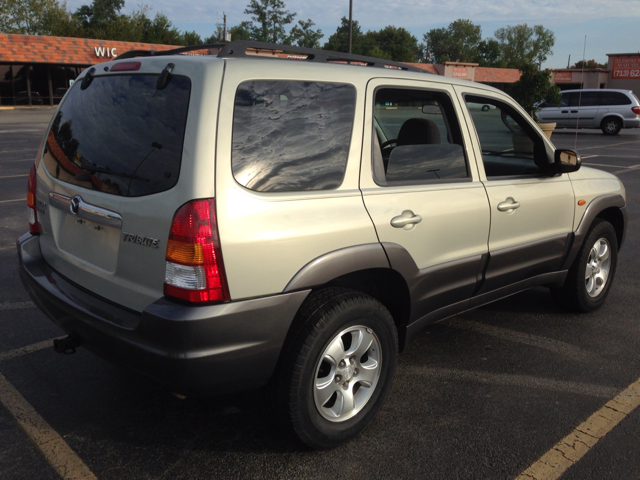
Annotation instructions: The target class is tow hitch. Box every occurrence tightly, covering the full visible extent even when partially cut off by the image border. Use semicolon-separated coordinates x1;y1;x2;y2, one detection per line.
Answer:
53;335;81;354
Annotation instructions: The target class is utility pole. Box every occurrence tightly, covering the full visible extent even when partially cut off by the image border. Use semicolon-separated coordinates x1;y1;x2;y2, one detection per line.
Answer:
348;0;353;54
223;12;227;43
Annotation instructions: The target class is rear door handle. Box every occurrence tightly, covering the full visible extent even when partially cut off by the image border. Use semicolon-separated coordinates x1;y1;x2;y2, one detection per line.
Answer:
497;198;520;212
391;210;422;230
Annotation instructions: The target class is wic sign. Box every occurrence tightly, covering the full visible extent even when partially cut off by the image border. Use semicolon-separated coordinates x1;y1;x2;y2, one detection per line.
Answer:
94;47;117;58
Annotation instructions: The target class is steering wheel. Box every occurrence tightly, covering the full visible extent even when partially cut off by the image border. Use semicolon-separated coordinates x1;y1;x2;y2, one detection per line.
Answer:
380;139;397;149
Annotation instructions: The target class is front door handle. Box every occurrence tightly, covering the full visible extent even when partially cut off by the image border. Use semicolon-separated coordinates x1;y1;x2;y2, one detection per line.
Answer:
497;197;520;212
391;210;422;230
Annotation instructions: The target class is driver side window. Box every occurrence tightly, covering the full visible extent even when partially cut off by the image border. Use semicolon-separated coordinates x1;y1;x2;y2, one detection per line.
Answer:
464;95;547;178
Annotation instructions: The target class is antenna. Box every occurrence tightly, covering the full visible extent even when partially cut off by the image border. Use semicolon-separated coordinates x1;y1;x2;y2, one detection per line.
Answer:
575;36;587;150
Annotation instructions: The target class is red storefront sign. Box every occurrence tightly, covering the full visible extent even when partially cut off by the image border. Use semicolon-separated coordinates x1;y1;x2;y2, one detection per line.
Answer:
554;72;573;82
611;56;640;79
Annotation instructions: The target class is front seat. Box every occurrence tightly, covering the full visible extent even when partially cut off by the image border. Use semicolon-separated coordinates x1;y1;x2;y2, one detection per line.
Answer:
397;118;441;145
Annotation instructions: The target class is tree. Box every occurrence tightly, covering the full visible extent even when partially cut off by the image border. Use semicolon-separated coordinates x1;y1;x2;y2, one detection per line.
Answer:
0;0;68;34
288;18;322;48
368;26;419;62
494;23;555;68
571;59;607;69
243;0;295;43
477;38;505;68
508;63;560;120
324;19;418;62
423;19;482;64
229;21;252;41
323;17;372;55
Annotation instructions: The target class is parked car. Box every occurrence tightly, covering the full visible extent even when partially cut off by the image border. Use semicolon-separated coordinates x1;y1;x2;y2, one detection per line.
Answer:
18;41;627;449
537;88;640;135
15;91;43;105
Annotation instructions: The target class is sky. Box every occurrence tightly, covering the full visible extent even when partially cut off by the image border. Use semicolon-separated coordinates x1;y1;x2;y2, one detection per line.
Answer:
63;0;640;69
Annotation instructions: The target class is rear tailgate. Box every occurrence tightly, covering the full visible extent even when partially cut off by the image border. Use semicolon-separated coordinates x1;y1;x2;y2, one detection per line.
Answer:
33;59;216;312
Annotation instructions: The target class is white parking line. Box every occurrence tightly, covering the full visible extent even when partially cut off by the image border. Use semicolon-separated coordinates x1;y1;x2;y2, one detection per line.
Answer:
404;366;617;398
516;376;640;480
0;373;97;479
0;198;25;203
583;163;631;168
0;174;28;179
445;318;594;363
0;336;63;362
0;338;96;478
0;301;36;312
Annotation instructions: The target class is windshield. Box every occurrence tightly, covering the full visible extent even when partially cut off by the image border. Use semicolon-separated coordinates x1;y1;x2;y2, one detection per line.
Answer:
43;74;191;197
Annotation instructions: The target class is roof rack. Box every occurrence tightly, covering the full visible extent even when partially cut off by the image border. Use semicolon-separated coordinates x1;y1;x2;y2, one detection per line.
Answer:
116;40;430;74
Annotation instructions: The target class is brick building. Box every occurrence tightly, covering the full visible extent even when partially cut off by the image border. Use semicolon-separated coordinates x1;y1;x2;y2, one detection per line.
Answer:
1;33;523;106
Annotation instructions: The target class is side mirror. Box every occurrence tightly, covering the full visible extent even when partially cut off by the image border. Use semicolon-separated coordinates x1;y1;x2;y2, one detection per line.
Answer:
554;149;581;173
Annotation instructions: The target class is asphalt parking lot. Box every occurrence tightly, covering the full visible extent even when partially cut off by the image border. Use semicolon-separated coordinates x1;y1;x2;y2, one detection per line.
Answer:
1;107;639;479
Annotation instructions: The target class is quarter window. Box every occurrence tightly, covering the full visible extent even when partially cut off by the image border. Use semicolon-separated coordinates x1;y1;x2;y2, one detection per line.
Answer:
232;80;356;192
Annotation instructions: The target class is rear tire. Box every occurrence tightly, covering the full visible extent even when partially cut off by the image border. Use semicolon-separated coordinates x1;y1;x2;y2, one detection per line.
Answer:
601;117;622;135
271;288;398;449
551;219;618;312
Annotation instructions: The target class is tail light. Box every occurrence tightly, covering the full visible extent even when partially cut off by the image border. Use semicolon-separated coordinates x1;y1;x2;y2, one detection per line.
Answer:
632;106;640;115
27;164;40;234
164;199;230;304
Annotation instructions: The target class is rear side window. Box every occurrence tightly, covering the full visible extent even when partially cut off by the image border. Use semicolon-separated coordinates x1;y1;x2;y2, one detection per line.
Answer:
232;80;356;192
601;92;632;106
43;74;191;197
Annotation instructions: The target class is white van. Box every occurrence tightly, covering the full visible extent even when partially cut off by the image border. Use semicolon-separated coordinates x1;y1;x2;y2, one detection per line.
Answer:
537;89;640;135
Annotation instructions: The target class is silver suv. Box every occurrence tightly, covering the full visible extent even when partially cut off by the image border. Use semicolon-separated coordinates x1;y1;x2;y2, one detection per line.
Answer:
18;41;627;449
537;88;640;135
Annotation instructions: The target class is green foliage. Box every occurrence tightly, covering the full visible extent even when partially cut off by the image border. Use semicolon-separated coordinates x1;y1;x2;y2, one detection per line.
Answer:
508;63;560;120
571;59;607;69
288;18;322;48
477;38;505;68
494;24;555;68
323;17;369;55
230;21;252;41
323;18;418;62
423;19;481;64
243;0;295;43
368;25;419;62
1;0;69;35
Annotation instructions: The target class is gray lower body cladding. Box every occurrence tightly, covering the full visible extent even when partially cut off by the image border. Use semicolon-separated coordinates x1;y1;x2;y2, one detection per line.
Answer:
17;233;310;395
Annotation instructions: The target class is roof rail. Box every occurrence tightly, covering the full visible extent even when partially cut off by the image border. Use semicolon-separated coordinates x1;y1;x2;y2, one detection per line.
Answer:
117;41;430;74
117;44;225;60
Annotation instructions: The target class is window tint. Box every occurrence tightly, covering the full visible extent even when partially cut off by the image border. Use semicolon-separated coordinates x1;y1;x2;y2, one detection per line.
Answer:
44;74;191;197
465;95;548;178
372;88;467;185
560;93;570;107
232;80;356;192
601;92;632;105
573;92;601;107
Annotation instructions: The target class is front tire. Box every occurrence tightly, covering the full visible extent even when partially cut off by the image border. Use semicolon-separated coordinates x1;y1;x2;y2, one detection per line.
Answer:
272;288;398;449
552;219;618;312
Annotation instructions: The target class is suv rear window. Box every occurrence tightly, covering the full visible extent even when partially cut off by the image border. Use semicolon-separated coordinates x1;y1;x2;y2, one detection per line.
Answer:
43;74;191;197
232;80;356;192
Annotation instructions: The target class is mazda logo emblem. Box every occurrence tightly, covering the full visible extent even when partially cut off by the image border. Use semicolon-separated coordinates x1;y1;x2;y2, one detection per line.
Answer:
69;196;81;215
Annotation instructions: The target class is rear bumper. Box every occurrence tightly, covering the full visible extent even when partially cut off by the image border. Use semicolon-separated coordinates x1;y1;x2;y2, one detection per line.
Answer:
17;232;310;395
623;118;640;128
